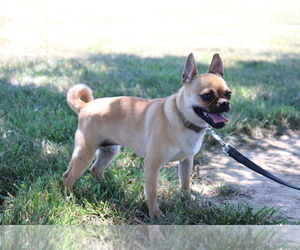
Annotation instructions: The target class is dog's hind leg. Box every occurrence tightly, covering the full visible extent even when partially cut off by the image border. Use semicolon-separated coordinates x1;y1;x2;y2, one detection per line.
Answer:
90;145;120;179
62;130;97;191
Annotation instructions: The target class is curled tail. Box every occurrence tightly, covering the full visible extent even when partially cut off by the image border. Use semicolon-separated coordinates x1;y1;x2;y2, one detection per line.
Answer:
67;84;94;114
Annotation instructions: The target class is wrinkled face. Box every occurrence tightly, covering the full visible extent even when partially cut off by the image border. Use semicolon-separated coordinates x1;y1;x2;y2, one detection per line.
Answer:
186;73;232;129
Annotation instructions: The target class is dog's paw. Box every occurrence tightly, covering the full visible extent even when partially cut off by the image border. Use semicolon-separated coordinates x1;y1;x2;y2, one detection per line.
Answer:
63;184;73;193
149;209;164;219
90;167;105;179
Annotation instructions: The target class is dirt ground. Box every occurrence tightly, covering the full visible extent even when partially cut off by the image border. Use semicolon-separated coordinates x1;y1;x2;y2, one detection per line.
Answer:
193;130;300;223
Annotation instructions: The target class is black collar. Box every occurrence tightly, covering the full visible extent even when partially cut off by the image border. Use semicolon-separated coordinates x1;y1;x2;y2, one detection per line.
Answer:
175;101;206;133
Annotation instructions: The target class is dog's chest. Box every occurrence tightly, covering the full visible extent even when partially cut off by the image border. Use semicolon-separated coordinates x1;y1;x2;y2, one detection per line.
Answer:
169;132;205;161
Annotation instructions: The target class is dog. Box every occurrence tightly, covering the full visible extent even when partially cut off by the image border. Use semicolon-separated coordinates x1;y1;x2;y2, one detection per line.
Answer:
63;53;232;218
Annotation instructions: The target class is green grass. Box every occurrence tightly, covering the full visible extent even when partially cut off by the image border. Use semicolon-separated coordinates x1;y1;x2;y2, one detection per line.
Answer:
1;0;300;229
1;52;299;226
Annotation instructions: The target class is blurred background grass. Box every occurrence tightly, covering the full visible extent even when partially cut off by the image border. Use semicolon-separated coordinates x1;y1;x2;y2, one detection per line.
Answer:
1;0;300;59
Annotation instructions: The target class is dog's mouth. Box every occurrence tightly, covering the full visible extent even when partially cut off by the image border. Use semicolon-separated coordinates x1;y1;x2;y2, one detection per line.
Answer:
193;106;229;129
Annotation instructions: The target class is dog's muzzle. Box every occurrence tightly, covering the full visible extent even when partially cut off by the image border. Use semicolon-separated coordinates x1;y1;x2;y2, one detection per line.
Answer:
193;104;230;129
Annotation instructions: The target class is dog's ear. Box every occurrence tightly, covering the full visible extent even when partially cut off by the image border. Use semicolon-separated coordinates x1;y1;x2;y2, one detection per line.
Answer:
182;53;197;84
208;53;224;78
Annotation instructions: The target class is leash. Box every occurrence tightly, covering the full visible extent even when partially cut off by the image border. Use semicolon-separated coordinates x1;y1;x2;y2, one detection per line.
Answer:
205;127;300;191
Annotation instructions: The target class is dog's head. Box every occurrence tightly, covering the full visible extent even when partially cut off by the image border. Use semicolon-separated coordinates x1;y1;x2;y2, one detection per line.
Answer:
182;53;232;129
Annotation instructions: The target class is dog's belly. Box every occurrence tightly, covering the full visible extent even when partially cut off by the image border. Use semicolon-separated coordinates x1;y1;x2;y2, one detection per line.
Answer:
111;137;147;159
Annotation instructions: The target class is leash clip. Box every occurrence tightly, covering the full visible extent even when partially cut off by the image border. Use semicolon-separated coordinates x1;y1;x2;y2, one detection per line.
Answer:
205;126;234;156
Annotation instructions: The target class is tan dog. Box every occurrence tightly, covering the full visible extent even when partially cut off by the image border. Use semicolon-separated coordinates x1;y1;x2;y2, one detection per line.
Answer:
63;53;232;217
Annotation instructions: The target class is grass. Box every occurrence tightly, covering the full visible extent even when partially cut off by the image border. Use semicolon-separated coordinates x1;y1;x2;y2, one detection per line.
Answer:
1;0;300;240
1;53;300;227
1;50;300;227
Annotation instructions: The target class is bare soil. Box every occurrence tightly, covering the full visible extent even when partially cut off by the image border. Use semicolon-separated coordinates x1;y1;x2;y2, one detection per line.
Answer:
193;130;300;223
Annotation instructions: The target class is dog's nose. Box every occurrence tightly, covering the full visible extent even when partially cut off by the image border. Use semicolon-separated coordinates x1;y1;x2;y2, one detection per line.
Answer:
218;99;230;112
218;100;230;107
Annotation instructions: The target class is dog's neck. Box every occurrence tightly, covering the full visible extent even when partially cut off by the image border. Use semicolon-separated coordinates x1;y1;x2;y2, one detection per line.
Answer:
175;101;207;133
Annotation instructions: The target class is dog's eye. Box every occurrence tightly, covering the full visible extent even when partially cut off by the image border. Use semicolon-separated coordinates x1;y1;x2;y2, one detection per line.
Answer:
200;93;214;101
225;92;232;100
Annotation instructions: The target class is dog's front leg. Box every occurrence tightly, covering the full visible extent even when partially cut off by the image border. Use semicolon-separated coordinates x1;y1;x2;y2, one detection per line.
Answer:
178;156;193;192
144;157;164;218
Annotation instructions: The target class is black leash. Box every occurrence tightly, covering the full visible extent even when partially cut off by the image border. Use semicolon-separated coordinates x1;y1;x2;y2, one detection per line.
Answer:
205;127;300;191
